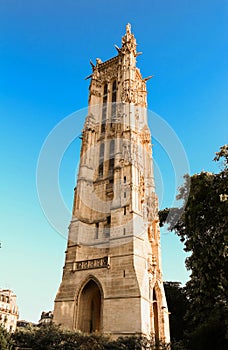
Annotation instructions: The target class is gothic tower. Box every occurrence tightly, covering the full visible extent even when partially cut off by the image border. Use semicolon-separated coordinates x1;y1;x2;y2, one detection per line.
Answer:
54;24;170;342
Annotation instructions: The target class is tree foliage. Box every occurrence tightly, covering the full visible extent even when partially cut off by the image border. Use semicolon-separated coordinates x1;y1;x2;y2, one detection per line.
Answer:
214;144;228;170
0;325;14;350
11;323;170;350
164;282;188;344
159;145;228;349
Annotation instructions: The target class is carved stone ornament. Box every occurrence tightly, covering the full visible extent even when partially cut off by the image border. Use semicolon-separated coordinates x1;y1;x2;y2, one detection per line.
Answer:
146;193;158;222
121;141;131;164
99;65;119;83
83;113;96;132
90;89;101;97
121;78;146;106
141;126;151;144
121;80;136;103
148;255;157;276
121;24;137;54
73;256;110;271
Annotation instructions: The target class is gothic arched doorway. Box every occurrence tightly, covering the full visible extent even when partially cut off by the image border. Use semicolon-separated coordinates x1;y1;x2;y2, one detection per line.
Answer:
77;279;102;333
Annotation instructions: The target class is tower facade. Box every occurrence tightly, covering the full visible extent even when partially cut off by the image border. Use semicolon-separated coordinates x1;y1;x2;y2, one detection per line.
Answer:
54;24;170;341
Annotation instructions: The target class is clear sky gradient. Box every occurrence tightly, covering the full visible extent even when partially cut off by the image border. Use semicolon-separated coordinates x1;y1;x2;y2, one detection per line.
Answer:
0;0;227;322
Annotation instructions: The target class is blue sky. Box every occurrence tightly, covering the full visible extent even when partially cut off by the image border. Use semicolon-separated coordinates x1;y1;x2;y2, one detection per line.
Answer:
0;0;227;322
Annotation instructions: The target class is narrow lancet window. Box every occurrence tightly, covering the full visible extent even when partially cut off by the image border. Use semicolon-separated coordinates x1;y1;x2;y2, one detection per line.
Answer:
95;223;99;239
104;216;111;238
111;80;117;122
98;142;104;177
101;83;108;133
99;143;104;159
109;158;114;176
109;139;115;176
110;139;115;157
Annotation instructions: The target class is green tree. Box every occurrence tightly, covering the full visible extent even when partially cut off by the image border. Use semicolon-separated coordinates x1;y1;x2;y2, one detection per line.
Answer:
164;282;188;345
0;325;14;350
214;144;228;170
13;323;170;349
159;145;228;350
13;323;74;350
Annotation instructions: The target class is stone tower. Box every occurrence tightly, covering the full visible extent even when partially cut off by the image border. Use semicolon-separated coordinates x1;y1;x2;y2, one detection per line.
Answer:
54;24;170;342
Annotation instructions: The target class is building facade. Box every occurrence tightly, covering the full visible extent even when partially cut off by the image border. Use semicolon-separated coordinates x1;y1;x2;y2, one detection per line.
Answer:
38;311;53;325
54;24;170;342
0;289;19;332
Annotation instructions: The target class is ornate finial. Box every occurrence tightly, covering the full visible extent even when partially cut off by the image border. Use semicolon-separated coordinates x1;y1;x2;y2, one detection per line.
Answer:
121;23;137;54
126;23;131;35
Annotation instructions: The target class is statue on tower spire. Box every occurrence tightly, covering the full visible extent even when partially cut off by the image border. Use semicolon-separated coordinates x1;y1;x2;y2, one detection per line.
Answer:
121;23;137;54
126;23;131;34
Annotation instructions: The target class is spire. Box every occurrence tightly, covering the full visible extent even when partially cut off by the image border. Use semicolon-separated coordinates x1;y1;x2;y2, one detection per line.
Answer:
121;23;137;55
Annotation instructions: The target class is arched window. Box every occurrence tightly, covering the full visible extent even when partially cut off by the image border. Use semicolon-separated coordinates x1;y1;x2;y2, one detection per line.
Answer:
98;143;104;177
103;83;108;99
109;158;114;175
101;83;108;133
110;139;115;157
111;80;117;121
99;143;104;160
109;139;115;175
112;81;117;102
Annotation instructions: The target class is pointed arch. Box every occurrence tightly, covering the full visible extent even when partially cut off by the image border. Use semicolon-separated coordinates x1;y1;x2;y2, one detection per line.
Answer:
75;276;103;333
